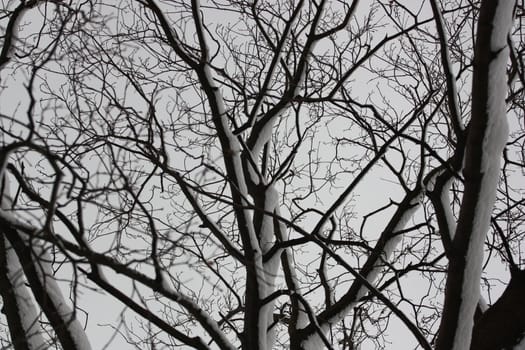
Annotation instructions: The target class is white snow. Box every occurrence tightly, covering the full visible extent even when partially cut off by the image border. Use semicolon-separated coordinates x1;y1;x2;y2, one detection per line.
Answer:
452;2;512;349
259;186;281;350
478;295;489;312
252;121;274;160
440;178;456;239
514;335;525;350
482;2;512;173
259;186;279;254
490;0;515;51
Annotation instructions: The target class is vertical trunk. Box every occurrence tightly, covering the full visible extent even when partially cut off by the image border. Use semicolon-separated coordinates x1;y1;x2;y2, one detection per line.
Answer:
435;1;514;349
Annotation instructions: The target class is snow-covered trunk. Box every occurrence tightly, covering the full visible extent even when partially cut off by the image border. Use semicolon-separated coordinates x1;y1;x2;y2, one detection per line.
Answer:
255;186;282;350
0;175;47;350
4;226;92;350
198;63;264;350
435;1;514;349
244;4;328;347
196;52;270;349
176;1;271;346
428;172;490;321
242;20;321;350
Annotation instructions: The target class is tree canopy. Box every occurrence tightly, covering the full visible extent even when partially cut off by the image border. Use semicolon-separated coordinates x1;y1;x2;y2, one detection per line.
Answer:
0;0;524;349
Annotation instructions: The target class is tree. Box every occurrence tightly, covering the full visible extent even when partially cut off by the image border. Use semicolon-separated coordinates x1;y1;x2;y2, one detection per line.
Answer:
0;0;523;349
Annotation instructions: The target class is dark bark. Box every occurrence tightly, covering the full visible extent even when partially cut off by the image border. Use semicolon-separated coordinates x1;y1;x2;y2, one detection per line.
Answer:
470;269;525;350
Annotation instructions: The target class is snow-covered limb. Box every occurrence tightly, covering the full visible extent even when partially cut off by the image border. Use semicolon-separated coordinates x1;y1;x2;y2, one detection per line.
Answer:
299;190;425;348
166;157;282;350
196;43;258;252
435;1;514;349
186;2;265;343
298;222;433;350
29;240;91;350
95;243;236;350
0;211;90;350
261;186;292;349
0;166;224;350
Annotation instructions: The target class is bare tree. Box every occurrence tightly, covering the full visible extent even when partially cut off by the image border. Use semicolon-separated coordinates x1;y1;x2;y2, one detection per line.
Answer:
0;0;524;349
